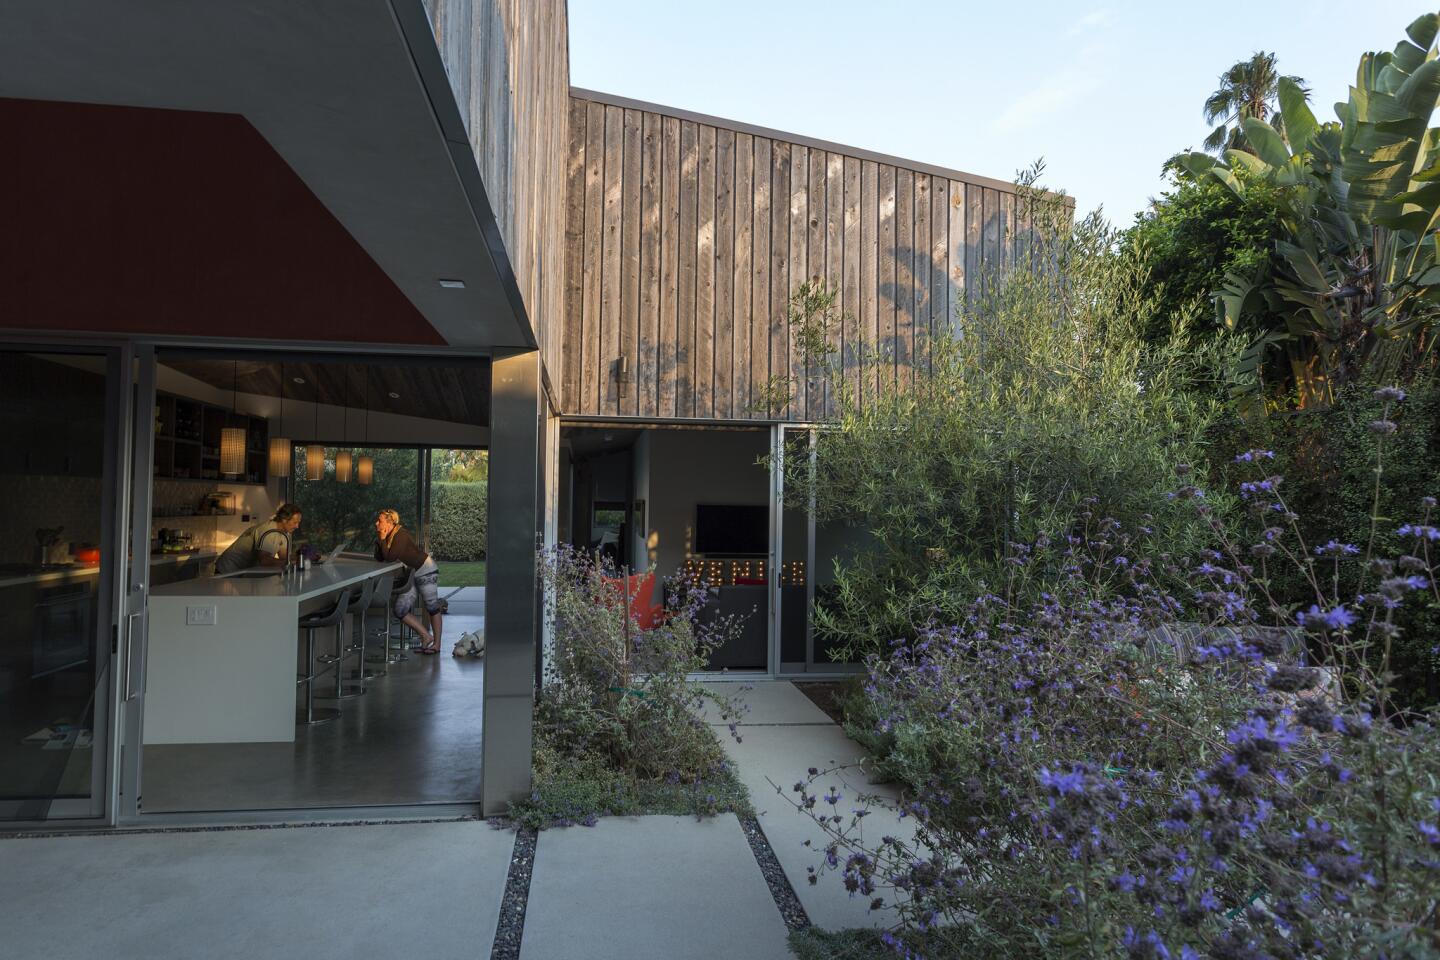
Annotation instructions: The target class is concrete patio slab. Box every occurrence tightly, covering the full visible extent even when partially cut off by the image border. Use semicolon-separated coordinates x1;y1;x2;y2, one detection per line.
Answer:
521;814;790;960
1;820;511;960
696;678;833;726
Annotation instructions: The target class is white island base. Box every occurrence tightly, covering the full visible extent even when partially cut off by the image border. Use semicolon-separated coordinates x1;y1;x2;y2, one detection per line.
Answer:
144;560;401;745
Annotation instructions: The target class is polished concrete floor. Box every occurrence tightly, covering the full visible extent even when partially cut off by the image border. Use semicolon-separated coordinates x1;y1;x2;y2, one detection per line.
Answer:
141;612;485;813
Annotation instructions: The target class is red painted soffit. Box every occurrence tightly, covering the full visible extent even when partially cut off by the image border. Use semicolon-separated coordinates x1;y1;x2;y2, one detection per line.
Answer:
0;97;444;345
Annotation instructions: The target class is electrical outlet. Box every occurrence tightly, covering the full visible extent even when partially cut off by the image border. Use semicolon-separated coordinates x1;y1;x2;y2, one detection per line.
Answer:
185;605;217;626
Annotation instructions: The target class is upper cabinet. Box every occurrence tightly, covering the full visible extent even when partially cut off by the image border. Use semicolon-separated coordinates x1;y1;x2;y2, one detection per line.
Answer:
152;392;268;485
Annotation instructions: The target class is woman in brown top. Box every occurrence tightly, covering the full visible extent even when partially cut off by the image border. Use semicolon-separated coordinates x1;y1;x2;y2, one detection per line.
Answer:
374;508;444;654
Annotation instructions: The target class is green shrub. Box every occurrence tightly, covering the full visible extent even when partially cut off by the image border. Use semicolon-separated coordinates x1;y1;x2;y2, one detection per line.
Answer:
793;181;1240;660
1205;376;1440;710
515;548;748;827
429;481;486;561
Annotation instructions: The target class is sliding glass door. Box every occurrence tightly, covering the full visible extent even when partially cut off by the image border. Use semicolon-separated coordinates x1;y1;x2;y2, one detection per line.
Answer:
771;425;867;677
0;346;127;821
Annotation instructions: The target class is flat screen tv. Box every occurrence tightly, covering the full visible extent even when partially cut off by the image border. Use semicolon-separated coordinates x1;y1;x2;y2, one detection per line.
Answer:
695;503;767;555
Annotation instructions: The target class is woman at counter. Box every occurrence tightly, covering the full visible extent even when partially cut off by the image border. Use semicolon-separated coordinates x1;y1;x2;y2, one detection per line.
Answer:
214;504;302;575
374;509;445;654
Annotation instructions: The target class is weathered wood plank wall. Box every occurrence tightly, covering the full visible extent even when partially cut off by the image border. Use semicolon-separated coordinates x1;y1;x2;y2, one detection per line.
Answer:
423;0;569;402
563;89;1040;421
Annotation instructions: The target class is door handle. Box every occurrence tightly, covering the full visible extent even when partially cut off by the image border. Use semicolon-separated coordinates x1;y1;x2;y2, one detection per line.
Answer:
123;611;144;701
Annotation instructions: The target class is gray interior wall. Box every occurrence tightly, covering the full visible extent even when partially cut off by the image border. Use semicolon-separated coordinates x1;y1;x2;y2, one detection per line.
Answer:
642;429;769;579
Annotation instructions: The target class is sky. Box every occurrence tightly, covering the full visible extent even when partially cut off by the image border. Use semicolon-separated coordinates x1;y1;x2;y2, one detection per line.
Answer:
569;1;1428;225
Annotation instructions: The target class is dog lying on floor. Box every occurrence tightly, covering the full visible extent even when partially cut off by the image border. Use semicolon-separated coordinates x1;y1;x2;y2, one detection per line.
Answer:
451;629;485;658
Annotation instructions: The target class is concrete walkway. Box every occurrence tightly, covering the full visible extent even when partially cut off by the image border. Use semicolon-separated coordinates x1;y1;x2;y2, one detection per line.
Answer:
2;678;889;958
700;679;906;931
1;820;512;960
521;814;790;960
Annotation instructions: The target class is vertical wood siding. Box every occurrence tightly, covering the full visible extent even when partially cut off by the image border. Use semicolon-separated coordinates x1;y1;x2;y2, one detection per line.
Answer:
424;0;569;403
562;91;1037;420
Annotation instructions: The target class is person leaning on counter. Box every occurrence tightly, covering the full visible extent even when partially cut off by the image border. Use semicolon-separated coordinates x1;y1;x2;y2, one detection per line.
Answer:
374;508;445;654
214;504;302;574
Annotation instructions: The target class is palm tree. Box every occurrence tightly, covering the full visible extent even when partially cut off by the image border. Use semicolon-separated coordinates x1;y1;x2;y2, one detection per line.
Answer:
1202;52;1308;154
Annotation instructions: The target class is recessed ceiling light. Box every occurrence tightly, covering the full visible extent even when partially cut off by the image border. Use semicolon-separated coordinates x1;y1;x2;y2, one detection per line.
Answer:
292;377;306;384
438;279;465;289
388;392;400;399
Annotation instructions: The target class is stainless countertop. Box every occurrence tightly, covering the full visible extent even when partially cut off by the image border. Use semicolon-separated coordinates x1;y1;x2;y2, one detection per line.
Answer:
150;558;402;602
0;551;219;589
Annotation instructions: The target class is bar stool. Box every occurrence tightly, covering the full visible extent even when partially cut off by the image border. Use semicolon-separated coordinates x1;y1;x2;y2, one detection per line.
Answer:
330;576;379;701
388;571;415;662
363;572;396;679
297;585;357;726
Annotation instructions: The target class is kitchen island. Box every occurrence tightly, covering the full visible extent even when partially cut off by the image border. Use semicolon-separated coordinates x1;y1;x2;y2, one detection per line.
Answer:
144;558;401;744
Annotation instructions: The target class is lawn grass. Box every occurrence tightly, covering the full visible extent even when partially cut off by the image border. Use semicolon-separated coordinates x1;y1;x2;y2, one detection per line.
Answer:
438;560;486;587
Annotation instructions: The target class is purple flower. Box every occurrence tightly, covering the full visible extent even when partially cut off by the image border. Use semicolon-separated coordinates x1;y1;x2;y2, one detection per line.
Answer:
1313;540;1359;557
1234;449;1275;463
1296;604;1356;631
1368;419;1398;435
1398;524;1440;541
1373;386;1406;402
1038;767;1088;796
1417;822;1440;848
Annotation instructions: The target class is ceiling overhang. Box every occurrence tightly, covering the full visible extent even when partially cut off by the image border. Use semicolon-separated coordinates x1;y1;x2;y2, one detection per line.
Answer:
0;1;530;349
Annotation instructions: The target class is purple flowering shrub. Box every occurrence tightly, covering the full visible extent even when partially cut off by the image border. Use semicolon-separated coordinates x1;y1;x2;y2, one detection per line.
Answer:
791;390;1440;958
536;545;744;784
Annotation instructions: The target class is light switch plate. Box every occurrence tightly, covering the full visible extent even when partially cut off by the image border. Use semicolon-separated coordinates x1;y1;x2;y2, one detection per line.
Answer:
185;605;217;626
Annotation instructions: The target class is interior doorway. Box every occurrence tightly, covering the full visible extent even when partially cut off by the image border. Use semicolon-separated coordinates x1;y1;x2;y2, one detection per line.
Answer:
130;351;491;815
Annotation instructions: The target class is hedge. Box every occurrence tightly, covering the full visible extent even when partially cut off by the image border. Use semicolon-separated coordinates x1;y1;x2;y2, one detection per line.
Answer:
430;481;487;561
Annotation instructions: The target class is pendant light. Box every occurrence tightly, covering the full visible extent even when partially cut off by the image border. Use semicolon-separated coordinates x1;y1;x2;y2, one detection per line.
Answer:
357;369;374;485
334;367;353;483
305;369;324;480
219;361;247;477
267;362;292;477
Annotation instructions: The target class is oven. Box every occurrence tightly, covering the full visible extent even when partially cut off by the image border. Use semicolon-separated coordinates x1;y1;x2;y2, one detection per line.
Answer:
32;580;93;679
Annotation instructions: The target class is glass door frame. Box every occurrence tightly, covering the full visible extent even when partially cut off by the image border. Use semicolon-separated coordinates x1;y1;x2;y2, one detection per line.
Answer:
769;424;818;676
767;423;862;679
0;338;134;826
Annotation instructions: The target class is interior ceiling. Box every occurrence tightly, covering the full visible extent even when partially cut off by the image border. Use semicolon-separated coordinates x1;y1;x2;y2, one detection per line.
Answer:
0;1;526;349
164;358;490;428
563;427;642;460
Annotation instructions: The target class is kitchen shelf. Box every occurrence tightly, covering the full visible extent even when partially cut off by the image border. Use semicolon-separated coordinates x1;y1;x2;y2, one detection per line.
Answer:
152;389;268;486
